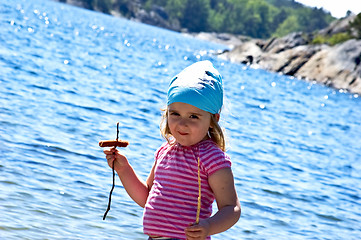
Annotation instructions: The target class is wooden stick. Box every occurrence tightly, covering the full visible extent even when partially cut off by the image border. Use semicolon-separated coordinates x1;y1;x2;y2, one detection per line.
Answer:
101;122;128;220
99;122;129;148
99;140;129;148
103;160;115;220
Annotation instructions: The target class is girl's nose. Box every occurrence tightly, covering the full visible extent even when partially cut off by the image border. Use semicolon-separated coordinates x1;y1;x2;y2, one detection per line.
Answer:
178;118;188;127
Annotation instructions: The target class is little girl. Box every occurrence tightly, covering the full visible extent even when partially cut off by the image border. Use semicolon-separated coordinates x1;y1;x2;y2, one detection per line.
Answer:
104;60;241;240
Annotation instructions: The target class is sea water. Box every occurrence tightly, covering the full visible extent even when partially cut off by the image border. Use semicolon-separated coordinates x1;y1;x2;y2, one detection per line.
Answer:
0;0;360;239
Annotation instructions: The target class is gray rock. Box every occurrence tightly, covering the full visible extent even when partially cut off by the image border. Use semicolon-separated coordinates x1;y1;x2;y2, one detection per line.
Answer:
258;44;324;75
262;32;309;53
218;40;263;65
216;16;361;94
318;15;357;36
296;39;361;93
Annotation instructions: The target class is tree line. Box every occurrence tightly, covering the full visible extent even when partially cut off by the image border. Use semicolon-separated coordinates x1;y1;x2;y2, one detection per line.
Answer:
64;0;352;39
146;0;335;38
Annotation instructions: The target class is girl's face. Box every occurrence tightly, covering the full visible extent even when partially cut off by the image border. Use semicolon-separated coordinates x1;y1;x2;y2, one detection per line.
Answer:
167;102;211;147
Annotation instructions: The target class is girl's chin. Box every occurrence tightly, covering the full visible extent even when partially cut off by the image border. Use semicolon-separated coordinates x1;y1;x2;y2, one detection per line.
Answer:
173;135;209;147
174;139;193;147
174;139;201;147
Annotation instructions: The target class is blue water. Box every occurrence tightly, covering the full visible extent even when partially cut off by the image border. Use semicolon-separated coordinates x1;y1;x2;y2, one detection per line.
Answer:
1;0;360;239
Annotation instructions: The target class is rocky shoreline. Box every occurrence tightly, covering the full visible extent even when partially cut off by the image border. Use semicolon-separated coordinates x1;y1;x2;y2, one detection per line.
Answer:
189;17;361;95
56;0;361;95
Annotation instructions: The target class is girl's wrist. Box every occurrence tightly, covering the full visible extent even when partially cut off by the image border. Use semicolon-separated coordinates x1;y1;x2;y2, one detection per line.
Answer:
115;161;131;175
199;218;211;237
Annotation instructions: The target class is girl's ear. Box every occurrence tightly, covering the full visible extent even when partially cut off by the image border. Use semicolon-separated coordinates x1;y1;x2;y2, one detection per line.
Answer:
214;113;220;122
210;113;220;129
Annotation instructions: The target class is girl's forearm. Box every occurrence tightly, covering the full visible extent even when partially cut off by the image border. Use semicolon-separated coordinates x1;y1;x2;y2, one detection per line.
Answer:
207;203;241;236
116;164;149;208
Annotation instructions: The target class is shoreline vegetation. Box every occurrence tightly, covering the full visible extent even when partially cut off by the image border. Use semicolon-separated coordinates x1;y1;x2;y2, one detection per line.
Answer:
54;0;361;95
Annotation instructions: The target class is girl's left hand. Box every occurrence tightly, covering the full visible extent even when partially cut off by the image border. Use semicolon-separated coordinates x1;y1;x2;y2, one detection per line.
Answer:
184;220;210;240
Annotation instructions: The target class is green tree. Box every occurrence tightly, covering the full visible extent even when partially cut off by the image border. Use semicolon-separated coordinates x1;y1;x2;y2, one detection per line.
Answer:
296;7;329;33
180;0;210;32
84;0;112;13
207;3;227;32
274;15;300;37
73;0;336;39
165;0;186;19
271;9;288;32
240;0;275;38
220;0;248;34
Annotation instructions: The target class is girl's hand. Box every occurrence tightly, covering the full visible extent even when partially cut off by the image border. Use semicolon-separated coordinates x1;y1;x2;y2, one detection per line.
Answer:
103;147;129;173
184;219;210;240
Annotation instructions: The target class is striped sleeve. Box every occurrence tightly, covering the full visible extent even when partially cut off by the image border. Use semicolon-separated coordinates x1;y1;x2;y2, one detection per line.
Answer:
201;144;231;176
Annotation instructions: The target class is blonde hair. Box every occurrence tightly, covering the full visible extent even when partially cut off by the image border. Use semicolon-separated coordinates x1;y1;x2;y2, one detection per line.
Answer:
160;107;226;152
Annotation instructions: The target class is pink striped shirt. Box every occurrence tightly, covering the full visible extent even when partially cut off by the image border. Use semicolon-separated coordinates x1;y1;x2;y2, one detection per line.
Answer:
143;139;231;239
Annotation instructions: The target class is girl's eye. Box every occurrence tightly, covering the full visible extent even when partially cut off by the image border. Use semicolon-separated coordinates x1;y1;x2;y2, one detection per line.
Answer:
169;112;180;116
190;114;199;119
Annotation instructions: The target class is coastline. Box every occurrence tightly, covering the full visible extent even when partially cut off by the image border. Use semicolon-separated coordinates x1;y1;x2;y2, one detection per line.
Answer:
187;24;361;95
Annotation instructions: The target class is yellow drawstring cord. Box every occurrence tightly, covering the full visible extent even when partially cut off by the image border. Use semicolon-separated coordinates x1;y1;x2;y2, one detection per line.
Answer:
196;157;201;224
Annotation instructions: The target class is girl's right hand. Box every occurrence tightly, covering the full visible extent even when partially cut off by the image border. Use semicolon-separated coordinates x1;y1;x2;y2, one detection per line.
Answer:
103;147;129;173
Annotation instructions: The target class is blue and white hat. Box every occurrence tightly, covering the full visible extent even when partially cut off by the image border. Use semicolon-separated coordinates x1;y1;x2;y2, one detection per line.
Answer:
167;61;223;114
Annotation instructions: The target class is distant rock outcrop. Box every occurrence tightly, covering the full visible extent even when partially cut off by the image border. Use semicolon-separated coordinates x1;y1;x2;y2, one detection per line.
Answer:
297;39;361;92
214;16;361;94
